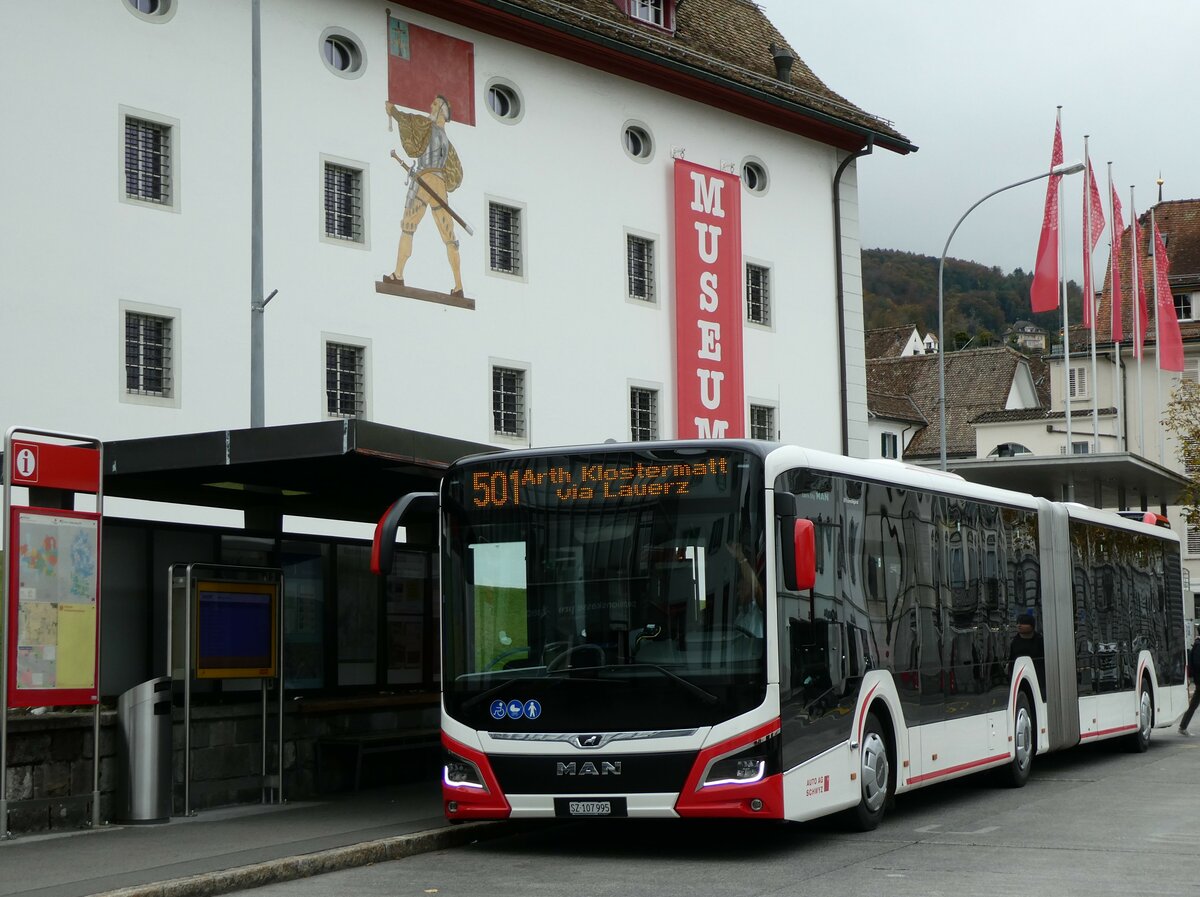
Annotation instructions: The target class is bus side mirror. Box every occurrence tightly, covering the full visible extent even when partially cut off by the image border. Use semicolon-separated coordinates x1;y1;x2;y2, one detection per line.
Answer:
794;519;816;591
370;492;438;575
776;492;815;592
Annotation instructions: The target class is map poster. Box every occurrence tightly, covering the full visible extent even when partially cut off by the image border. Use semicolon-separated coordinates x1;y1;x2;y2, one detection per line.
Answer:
6;507;101;707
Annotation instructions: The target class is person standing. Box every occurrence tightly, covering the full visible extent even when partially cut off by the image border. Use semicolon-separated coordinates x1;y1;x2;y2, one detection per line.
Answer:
1179;634;1200;735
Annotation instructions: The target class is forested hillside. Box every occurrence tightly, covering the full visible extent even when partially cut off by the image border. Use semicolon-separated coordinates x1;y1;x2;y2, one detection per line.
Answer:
862;248;1083;347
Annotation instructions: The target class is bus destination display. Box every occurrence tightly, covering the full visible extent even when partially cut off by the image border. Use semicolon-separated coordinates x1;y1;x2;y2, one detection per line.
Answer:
470;454;734;509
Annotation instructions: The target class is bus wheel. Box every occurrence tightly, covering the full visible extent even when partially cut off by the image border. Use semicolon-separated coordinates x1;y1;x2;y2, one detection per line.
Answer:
1127;683;1152;753
1000;691;1034;788
849;714;892;831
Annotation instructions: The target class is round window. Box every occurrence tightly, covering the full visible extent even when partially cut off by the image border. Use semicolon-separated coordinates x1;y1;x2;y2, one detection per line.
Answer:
623;124;653;161
742;160;769;194
319;29;366;79
324;37;352;71
125;0;174;20
486;82;523;123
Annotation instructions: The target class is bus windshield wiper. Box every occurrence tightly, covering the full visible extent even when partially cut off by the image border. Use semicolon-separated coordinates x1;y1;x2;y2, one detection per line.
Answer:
629;662;719;705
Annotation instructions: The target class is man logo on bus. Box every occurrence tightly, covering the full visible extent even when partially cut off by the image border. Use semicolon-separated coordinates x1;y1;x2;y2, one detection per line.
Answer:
577;734;603;748
556;761;622;776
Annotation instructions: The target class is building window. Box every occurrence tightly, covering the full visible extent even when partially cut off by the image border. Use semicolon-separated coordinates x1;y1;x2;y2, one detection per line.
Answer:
1071;441;1090;455
492;366;526;437
320;28;366;78
326;342;365;418
746;264;771;325
486;80;523;123
125;0;175;21
124;116;172;205
1176;293;1194;322
1183;358;1200;384
125;312;173;397
630;387;658;441
627;235;655;302
488;202;522;275
1068;365;1088;399
324;162;363;243
750;405;776;441
742;159;769;194
629;0;665;26
880;432;899;459
622;123;654;162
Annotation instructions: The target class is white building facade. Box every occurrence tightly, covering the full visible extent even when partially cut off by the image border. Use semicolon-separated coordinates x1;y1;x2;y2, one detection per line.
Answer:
1;0;913;459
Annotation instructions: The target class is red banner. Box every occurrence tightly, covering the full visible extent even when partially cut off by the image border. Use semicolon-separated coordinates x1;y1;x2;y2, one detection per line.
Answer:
674;160;744;439
387;16;475;126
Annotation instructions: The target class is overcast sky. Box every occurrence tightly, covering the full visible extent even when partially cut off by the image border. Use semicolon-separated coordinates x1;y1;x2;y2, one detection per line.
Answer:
756;0;1199;282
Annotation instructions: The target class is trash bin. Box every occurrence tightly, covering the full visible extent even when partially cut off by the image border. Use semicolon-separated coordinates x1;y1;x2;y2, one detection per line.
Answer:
116;676;173;823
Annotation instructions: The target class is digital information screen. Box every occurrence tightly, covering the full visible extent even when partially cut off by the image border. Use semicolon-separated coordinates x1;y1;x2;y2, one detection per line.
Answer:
467;453;735;510
195;581;277;679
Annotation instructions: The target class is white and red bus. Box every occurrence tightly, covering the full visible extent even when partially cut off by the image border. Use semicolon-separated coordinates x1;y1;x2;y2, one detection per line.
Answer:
371;440;1187;828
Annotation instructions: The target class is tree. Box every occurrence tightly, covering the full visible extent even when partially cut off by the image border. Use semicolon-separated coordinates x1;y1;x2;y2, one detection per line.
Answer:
1163;379;1200;529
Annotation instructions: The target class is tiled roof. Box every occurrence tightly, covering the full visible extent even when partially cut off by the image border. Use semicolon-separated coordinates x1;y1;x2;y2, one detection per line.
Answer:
866;347;1037;460
973;407;1116;425
1095;198;1200;345
867;390;926;424
467;1;913;149
864;324;919;359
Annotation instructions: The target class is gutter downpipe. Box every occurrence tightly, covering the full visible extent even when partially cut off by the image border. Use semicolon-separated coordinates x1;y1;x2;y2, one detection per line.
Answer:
833;136;874;456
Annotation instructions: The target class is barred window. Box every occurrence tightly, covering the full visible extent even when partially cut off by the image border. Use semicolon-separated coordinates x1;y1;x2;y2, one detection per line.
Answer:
124;117;171;204
324;163;363;242
746;264;770;325
125;312;173;397
493;366;526;437
627;235;655;302
630;387;658;441
749;404;776;441
489;203;522;275
326;342;365;418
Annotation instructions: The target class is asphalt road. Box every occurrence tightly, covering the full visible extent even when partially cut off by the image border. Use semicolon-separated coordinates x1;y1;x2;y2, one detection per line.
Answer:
230;732;1200;897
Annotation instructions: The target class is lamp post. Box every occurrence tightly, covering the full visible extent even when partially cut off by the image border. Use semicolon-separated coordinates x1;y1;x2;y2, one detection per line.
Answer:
937;160;1085;470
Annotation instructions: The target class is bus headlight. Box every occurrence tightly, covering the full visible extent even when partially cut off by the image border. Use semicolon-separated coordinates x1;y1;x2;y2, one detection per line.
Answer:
703;745;767;787
444;753;487;790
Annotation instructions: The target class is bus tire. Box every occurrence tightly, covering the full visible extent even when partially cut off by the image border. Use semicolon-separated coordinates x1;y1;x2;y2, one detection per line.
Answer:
848;713;892;831
1127;682;1153;753
1000;690;1034;788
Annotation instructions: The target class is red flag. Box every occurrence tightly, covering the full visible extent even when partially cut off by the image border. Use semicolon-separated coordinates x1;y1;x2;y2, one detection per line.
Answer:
1081;160;1105;328
1153;220;1183;371
1130;211;1150;358
1109;184;1124;342
1030;114;1064;313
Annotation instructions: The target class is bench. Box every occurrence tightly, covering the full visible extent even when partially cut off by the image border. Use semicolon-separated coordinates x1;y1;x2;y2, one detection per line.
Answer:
316;728;442;792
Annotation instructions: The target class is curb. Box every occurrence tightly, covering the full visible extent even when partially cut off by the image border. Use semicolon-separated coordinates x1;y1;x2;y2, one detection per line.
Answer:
92;822;504;897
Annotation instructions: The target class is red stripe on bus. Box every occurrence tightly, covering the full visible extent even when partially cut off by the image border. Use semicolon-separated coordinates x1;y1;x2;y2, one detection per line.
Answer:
1080;724;1138;739
857;683;880;746
906;752;1010;786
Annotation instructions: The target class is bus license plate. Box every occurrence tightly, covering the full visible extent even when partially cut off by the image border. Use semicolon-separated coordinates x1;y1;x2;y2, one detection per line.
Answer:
555;798;627;818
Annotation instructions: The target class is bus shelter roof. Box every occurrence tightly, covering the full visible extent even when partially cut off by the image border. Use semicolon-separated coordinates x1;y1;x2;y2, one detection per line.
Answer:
99;420;496;524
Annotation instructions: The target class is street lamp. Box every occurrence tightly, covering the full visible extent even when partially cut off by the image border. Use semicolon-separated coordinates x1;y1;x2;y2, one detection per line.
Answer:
937;160;1085;470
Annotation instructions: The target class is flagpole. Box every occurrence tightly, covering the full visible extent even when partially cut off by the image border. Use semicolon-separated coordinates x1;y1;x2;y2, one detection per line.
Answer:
1131;186;1145;457
1152;207;1164;465
1085;138;1100;452
1060;157;1072;465
1108;162;1124;452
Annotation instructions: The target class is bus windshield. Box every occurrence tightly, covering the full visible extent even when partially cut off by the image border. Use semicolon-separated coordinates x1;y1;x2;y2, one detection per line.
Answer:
441;447;767;732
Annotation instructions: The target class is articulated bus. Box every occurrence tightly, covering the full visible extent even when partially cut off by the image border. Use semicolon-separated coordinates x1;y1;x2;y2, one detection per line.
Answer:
371;440;1186;829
